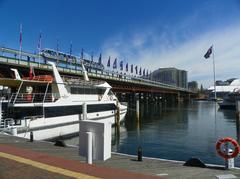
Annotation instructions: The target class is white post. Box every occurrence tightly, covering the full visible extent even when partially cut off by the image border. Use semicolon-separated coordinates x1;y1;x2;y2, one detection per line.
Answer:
86;131;93;164
0;98;2;120
225;149;234;169
136;100;140;121
83;103;87;120
11;128;17;136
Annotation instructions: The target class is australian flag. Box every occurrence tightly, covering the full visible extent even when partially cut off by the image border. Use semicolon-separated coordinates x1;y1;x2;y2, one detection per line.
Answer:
113;58;117;69
143;69;145;76
98;53;102;64
107;56;110;67
135;65;138;74
131;64;133;73
120;61;123;70
139;67;142;75
204;46;213;59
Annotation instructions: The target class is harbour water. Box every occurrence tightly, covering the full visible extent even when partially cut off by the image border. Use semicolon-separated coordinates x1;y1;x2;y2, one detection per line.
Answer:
65;101;240;167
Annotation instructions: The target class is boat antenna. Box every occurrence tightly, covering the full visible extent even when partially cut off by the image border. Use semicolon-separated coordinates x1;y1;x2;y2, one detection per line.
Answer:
47;61;70;98
81;61;89;81
10;68;21;80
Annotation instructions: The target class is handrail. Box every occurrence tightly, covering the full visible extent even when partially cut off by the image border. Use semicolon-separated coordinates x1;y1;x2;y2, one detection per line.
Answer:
43;83;50;103
13;81;23;104
9;93;57;104
0;49;195;94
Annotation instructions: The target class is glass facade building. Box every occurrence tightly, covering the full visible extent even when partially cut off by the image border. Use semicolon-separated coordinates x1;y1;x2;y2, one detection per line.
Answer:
151;68;188;89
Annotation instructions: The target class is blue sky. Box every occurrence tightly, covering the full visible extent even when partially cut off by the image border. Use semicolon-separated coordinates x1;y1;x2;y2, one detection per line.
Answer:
0;0;240;87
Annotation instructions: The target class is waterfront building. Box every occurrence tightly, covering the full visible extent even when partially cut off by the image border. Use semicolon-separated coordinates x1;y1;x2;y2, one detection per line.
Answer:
151;67;188;88
188;81;198;92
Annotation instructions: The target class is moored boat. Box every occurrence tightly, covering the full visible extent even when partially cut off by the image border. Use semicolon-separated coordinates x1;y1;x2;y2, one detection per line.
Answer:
0;62;127;140
218;89;240;110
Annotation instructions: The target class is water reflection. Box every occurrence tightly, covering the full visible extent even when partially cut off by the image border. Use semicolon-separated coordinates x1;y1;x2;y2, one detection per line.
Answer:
113;101;240;166
64;101;240;166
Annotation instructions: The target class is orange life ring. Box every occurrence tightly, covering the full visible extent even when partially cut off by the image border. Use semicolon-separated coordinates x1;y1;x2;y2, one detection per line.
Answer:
26;94;32;101
216;137;240;159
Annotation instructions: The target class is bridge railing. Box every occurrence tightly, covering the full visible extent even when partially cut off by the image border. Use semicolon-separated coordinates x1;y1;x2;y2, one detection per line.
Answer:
0;47;192;93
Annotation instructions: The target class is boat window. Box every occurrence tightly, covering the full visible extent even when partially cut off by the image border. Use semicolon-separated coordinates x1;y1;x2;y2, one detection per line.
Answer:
70;86;105;95
44;103;116;118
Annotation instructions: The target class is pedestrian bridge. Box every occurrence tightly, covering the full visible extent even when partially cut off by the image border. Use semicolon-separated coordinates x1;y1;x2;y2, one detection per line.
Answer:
0;47;196;100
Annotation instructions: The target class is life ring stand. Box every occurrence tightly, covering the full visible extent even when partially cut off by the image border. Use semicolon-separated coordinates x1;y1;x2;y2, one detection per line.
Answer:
216;137;240;159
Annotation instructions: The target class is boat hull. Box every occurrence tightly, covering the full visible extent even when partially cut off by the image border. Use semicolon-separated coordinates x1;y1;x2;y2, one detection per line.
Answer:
218;102;236;110
10;109;127;141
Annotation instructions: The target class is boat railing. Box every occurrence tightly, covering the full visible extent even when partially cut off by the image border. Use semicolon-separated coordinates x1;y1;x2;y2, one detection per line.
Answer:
0;118;14;128
9;93;58;104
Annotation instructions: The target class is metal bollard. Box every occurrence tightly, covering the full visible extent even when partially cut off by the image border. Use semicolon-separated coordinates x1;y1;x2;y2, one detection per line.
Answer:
30;131;34;142
137;146;143;161
86;132;93;164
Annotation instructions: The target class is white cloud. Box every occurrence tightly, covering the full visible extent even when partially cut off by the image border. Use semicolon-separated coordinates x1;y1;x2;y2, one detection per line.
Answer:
102;22;240;88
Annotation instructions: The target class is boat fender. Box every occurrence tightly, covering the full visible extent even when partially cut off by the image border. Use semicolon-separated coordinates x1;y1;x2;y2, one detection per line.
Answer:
216;137;240;159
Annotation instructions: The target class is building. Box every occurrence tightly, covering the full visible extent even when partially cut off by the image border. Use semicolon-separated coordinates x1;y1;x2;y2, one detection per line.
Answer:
151;67;188;88
188;81;198;92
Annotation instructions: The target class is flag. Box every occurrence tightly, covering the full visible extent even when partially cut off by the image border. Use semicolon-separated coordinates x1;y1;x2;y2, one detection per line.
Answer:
37;32;42;52
120;61;123;70
146;70;148;76
29;66;35;79
143;69;145;76
126;63;128;72
113;58;117;69
139;67;142;75
19;24;23;52
204;46;213;59
131;64;133;73
135;65;138;74
107;56;110;67
70;41;72;56
98;53;102;64
81;48;84;59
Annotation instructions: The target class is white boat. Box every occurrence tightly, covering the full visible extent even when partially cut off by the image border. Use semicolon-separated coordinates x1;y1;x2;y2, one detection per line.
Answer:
208;79;240;100
0;62;127;140
218;89;240;110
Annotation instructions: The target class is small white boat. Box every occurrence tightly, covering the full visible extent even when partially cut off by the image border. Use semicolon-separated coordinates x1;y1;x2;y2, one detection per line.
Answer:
0;62;127;140
218;89;240;110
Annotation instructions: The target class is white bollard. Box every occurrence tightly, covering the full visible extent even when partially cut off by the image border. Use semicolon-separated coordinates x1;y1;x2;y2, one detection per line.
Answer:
86;132;92;164
225;149;234;169
0;99;2;120
11;128;17;136
136;100;140;120
83;103;87;120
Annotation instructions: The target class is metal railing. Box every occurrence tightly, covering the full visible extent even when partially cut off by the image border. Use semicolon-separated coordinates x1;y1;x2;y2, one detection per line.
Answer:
9;93;55;104
0;47;196;94
0;118;14;128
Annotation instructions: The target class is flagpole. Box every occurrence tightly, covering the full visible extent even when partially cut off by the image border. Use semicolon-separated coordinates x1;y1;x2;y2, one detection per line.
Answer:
19;24;22;61
38;31;42;66
212;45;217;101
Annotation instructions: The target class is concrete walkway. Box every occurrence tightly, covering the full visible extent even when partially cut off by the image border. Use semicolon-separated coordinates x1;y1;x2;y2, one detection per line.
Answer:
0;133;240;179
